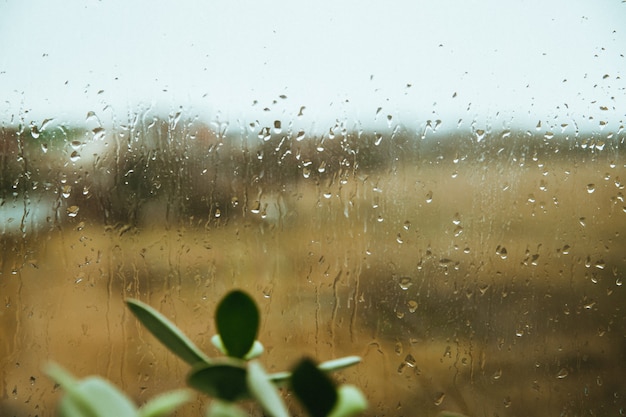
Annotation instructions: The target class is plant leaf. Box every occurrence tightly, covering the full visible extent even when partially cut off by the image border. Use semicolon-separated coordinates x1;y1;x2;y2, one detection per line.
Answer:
268;356;361;387
267;371;291;386
215;290;260;359
211;335;264;360
138;389;193;417
291;358;338;417
318;356;361;373
45;363;137;417
187;361;249;402
205;400;249;417
126;298;210;366
327;385;368;417
246;361;290;417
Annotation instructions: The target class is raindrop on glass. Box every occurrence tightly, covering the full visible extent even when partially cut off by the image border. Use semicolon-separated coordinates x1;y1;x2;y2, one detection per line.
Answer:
66;206;80;217
433;392;445;406
398;277;412;290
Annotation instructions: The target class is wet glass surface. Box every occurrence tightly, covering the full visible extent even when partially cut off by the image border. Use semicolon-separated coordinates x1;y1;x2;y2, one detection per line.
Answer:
1;119;624;416
1;1;625;416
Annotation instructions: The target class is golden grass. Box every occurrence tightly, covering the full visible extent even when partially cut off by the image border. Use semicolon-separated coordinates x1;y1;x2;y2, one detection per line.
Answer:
1;147;625;416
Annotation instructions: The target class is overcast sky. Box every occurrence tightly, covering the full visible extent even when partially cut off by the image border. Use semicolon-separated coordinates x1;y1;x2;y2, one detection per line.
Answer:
0;0;624;133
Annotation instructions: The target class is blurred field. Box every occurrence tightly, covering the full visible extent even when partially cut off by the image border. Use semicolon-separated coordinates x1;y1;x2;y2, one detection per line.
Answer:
1;127;625;416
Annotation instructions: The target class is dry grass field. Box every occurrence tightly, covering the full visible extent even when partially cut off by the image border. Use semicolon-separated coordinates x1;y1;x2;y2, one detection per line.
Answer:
1;128;625;416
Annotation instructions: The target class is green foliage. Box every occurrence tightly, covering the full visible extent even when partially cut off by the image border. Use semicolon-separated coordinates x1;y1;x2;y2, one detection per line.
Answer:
214;290;260;359
44;362;191;417
291;359;338;417
126;298;211;366
47;290;367;417
187;361;249;402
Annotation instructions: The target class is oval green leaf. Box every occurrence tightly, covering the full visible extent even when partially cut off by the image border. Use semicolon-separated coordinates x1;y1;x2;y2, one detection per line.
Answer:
327;385;368;417
45;363;137;417
291;358;338;417
138;389;193;417
187;361;249;402
246;361;290;417
126;298;210;366
215;290;260;359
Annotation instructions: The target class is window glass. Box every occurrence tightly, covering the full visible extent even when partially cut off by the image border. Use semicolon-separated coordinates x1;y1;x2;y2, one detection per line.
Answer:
1;1;624;416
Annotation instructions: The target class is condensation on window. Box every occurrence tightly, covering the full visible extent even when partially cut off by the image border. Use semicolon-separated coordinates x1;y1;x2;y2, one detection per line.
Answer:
1;2;625;417
2;107;624;416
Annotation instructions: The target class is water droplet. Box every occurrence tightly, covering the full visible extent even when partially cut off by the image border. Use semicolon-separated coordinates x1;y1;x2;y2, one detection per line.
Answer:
61;185;72;198
296;130;305;141
396;362;406;373
556;368;569;379
579;217;586;227
407;300;418;313
496;245;508;259
214;208;221;218
66;206;80;217
452;212;461;225
398;277;413;290
433;392;445;406
41;143;48;153
273;120;282;134
425;191;433;203
30;124;40;139
403;220;411;230
374;133;383;146
250;201;261;214
492;369;502;380
92;127;105;140
396;234;404;244
475;129;486;142
503;396;512;408
587;184;596;194
258;127;271;141
394;342;403;355
70;151;81;162
404;354;416;368
453;226;463;237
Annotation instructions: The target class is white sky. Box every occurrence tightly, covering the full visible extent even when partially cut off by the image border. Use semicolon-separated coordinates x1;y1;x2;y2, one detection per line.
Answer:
0;0;625;133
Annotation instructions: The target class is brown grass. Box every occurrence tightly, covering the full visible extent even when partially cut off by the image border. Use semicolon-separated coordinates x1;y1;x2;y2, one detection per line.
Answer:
1;140;625;416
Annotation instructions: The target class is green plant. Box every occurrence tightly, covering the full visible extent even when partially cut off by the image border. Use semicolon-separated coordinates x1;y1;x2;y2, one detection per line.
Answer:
46;290;367;417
